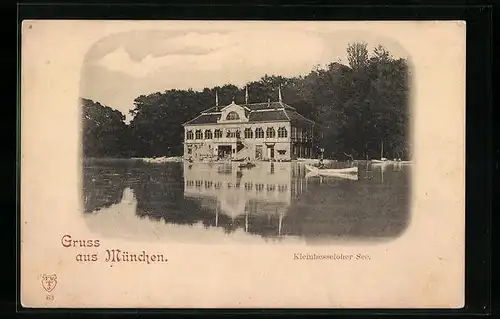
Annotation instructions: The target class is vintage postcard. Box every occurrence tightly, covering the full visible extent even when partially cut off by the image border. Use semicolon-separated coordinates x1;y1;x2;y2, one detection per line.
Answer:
20;20;465;308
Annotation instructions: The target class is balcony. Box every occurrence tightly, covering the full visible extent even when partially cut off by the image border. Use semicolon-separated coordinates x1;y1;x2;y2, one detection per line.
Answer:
291;136;313;143
186;136;293;144
212;137;241;144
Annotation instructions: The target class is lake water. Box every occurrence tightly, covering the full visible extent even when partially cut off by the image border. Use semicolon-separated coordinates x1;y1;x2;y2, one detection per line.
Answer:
83;160;411;244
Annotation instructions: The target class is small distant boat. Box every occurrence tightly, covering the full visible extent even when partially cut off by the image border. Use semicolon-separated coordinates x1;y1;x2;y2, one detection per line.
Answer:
373;159;412;165
238;162;256;169
305;164;358;175
371;159;389;164
372;141;393;164
372;141;411;165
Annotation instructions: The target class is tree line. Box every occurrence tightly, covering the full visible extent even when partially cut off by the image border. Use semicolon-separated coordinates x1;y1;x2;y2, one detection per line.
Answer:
82;42;411;160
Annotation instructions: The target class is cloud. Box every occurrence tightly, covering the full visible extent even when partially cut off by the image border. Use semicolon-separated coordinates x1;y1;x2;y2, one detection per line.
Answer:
94;30;326;80
96;46;173;77
161;31;234;52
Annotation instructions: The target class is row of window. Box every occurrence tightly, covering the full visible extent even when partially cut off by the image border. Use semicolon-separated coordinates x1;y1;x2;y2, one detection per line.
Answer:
185;180;289;192
186;127;289;140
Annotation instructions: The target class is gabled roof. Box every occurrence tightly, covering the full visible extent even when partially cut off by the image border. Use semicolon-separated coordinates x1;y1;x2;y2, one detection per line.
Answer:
200;106;218;113
200;101;296;114
242;102;296;111
183;113;221;125
183;101;313;126
248;110;289;122
283;109;315;124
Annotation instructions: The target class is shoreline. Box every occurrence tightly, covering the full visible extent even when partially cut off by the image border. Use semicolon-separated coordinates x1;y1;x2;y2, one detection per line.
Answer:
83;157;406;165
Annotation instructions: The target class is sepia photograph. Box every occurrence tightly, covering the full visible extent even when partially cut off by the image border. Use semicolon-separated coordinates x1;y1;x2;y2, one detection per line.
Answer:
81;26;411;244
21;20;465;308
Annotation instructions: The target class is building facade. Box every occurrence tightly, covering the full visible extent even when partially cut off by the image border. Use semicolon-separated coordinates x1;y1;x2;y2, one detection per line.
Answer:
182;96;315;161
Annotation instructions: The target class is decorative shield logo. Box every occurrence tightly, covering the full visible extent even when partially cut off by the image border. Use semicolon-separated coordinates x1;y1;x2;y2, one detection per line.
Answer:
41;274;57;292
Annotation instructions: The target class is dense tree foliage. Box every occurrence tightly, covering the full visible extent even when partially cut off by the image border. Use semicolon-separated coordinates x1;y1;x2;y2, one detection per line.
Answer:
82;98;130;157
82;43;410;160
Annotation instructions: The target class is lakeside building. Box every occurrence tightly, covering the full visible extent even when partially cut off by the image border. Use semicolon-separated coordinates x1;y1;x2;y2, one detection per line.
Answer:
182;87;316;161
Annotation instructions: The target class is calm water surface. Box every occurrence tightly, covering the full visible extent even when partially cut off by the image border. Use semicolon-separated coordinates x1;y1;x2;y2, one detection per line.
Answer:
83;160;411;243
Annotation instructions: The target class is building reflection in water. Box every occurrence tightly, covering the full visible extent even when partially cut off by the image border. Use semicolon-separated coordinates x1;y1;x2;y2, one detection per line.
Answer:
184;162;308;238
183;161;411;241
83;160;411;242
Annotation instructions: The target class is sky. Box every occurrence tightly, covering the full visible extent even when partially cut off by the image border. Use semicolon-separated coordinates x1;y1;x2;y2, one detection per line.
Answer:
79;23;410;122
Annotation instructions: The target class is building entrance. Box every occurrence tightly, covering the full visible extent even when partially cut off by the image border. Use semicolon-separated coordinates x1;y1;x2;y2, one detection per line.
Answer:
266;144;275;160
218;145;232;159
255;145;263;160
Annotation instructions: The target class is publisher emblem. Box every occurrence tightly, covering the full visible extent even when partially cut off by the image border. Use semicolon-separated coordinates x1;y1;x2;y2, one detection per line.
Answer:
41;274;57;292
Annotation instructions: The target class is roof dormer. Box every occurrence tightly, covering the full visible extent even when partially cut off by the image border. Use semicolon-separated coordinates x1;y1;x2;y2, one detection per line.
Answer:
218;101;249;123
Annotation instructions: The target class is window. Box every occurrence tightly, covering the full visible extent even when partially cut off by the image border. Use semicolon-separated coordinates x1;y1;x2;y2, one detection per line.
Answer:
226;111;240;120
195;130;203;139
214;129;222;138
186;130;194;140
204;129;212;139
255;128;264;138
266;127;276;138
244;128;253;138
278;184;288;192
226;130;237;138
278;127;287;138
292;127;297;139
277;149;286;155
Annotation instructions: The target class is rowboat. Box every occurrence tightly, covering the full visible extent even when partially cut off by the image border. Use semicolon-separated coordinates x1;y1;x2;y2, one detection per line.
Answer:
305;164;358;175
306;171;359;181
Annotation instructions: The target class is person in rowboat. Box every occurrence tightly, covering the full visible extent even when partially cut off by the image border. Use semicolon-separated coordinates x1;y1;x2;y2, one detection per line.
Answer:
318;158;325;169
